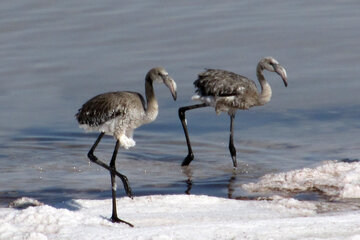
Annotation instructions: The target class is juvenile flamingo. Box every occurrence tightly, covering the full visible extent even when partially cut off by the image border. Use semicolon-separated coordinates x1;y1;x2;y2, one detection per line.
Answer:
179;57;287;168
76;67;177;226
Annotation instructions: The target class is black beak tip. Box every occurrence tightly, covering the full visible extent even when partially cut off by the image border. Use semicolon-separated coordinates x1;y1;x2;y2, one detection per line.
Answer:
283;79;288;87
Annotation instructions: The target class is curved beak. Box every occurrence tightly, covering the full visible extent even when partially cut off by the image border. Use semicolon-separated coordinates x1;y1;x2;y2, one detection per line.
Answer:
163;76;177;100
274;64;288;87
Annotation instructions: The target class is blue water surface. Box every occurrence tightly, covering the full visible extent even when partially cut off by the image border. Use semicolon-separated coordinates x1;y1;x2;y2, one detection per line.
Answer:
0;0;359;207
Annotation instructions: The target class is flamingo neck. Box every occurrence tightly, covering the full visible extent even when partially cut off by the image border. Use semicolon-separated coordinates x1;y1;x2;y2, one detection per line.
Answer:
256;64;272;106
144;77;159;123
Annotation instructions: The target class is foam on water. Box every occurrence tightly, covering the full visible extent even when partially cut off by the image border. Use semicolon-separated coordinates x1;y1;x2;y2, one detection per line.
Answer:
242;160;360;199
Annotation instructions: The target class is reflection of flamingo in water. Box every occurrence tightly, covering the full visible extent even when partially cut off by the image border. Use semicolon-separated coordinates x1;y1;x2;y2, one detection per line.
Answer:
182;167;237;198
179;57;288;168
76;67;177;226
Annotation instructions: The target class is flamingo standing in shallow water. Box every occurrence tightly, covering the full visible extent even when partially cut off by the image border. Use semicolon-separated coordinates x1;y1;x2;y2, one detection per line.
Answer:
178;57;287;168
76;67;177;226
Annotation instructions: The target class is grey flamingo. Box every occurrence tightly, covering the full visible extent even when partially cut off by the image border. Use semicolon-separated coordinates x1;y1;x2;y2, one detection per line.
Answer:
75;67;177;226
178;57;287;168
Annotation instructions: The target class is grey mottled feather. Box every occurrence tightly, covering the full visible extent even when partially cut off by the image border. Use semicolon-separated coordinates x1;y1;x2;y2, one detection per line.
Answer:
76;91;146;127
194;69;260;110
195;69;257;96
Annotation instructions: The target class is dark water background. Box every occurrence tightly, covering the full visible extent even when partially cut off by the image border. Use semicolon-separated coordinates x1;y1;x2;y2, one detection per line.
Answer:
1;0;360;207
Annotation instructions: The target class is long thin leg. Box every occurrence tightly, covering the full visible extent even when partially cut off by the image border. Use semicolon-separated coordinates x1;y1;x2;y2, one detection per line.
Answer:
87;132;133;198
178;103;208;166
109;140;134;227
229;113;238;168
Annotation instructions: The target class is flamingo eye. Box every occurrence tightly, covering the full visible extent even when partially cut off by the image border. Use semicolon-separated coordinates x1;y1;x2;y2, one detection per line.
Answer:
269;62;277;69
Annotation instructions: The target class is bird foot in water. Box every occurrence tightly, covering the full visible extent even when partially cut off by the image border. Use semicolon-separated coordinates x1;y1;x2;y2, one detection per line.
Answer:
181;153;194;166
231;157;238;169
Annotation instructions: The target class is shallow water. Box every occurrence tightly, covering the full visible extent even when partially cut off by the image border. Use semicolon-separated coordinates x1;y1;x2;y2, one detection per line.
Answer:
0;0;360;207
